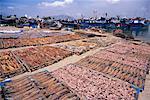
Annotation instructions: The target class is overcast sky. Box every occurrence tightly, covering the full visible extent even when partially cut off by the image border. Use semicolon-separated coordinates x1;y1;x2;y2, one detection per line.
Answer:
0;0;150;18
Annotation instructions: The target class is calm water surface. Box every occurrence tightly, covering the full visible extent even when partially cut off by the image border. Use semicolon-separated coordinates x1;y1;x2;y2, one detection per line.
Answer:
132;25;150;43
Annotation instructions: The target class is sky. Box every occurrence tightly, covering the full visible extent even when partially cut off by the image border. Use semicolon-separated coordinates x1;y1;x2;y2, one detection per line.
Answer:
0;0;150;18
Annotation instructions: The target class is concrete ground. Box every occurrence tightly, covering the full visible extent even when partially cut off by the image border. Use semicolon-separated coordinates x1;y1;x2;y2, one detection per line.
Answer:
139;71;150;100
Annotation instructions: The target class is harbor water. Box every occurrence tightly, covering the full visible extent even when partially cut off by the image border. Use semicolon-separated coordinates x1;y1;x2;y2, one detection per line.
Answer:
132;25;150;43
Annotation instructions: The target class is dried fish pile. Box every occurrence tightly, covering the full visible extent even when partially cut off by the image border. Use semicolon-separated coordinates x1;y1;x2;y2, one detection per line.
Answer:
14;46;72;71
0;51;26;78
82;37;105;47
0;34;82;49
100;36;121;46
51;40;97;55
52;64;136;100
2;71;80;100
51;44;87;55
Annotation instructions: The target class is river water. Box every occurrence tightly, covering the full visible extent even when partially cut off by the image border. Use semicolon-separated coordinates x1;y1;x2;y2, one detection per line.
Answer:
132;25;150;43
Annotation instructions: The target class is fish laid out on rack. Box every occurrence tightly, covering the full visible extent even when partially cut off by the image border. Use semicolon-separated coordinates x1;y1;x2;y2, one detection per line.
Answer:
0;27;22;32
0;51;26;79
19;30;71;39
93;50;148;71
0;39;3;49
19;30;43;39
52;64;136;100
0;34;83;49
82;36;121;47
2;71;80;100
75;56;146;89
107;42;150;59
14;46;72;71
